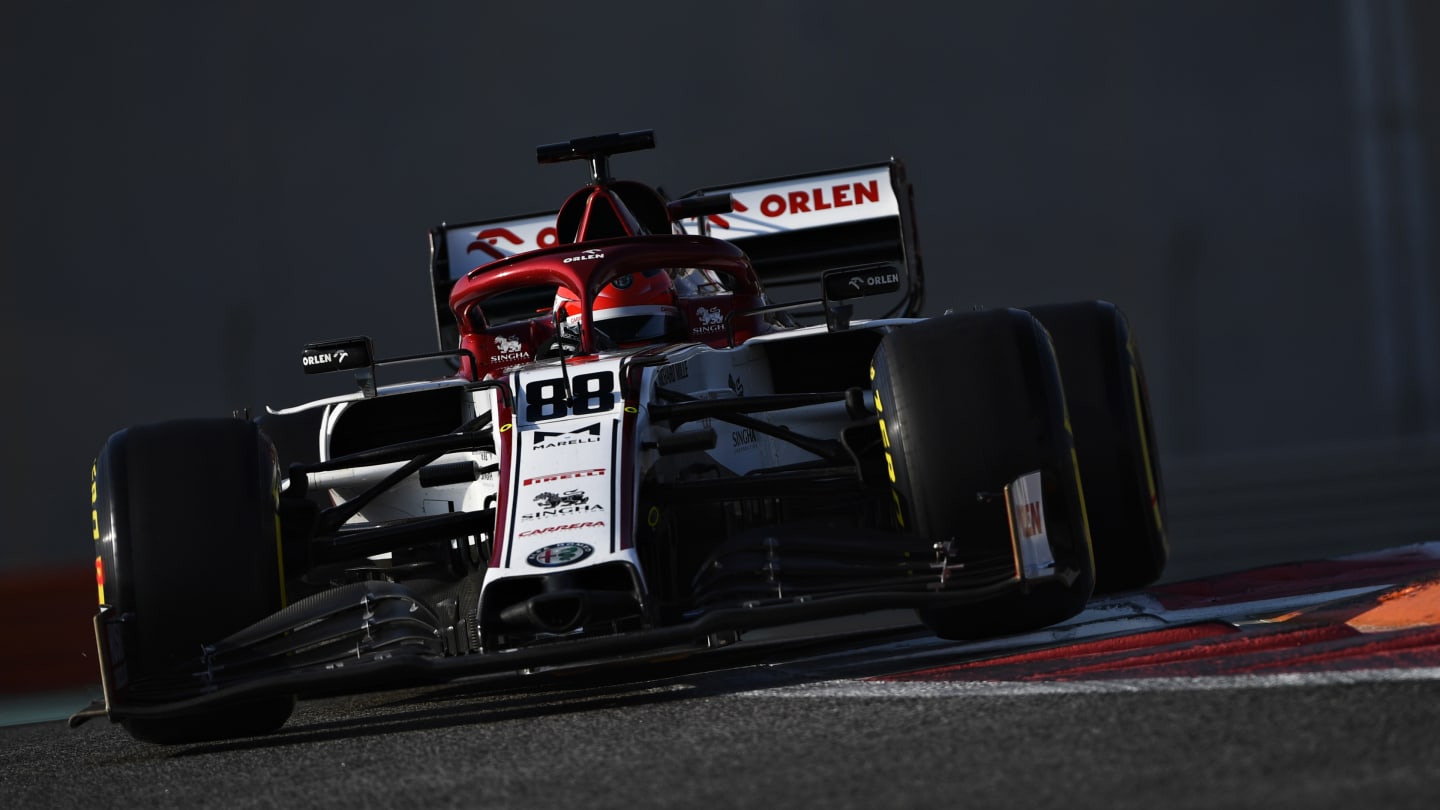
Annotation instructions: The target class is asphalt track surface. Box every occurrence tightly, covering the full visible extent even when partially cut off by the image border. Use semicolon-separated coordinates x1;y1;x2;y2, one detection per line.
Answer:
6;542;1440;809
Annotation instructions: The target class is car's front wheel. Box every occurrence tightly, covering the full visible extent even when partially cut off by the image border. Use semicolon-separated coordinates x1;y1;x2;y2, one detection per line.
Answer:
870;309;1095;640
93;418;294;744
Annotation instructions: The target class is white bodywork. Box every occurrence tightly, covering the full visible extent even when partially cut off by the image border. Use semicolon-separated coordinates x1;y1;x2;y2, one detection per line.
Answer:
290;320;1063;633
301;333;867;616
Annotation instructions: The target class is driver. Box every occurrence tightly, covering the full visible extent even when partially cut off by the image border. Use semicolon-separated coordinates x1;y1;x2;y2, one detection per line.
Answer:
554;268;687;347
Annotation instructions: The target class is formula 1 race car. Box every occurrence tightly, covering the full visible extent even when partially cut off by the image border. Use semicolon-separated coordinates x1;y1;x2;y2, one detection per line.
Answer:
80;130;1167;743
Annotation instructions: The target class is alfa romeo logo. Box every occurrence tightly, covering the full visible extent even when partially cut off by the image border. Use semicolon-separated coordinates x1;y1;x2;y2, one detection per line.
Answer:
526;542;594;568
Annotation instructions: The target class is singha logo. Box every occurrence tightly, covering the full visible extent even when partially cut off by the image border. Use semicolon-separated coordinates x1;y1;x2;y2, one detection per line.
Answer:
534;490;589;509
523;489;603;521
490;334;529;364
693;306;725;335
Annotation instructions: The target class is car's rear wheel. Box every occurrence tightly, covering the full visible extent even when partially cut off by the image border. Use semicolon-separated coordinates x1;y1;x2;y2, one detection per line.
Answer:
1025;300;1168;592
93;418;294;744
870;309;1095;640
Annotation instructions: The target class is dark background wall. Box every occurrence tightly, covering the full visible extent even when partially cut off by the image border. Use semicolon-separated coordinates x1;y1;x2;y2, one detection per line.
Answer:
3;1;1437;572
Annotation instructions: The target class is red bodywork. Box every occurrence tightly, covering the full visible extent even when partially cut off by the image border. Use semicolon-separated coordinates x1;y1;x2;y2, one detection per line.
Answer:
447;182;770;380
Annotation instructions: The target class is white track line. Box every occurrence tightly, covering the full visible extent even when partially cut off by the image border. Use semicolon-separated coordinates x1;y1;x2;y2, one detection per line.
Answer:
740;667;1440;699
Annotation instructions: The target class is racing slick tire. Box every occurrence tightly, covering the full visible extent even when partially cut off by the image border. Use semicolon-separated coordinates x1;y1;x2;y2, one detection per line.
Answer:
1024;300;1168;593
871;308;1095;640
93;418;293;744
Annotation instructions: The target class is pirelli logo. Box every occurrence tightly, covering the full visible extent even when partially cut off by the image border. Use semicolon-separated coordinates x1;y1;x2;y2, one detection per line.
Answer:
523;468;606;486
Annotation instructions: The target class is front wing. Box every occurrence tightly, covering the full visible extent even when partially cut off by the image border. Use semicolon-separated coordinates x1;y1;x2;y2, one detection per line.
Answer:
75;558;1072;725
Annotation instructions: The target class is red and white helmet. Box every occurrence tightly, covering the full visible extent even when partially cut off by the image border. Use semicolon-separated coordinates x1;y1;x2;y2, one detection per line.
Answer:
555;269;684;346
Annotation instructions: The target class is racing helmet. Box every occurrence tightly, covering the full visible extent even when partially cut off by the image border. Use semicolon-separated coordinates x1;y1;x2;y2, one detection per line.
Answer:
555;269;685;346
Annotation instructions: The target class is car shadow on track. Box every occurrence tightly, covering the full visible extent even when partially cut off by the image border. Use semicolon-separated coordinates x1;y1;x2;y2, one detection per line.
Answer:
163;623;935;757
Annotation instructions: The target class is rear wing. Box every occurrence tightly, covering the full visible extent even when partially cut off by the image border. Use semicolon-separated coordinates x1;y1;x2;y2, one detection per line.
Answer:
676;159;923;314
427;159;923;351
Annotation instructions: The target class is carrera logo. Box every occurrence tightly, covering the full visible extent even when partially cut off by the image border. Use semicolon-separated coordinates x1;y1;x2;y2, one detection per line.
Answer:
526;541;594;568
523;468;605;486
518;521;604;538
563;248;604;264
531;423;602;449
1017;501;1044;537
757;180;880;218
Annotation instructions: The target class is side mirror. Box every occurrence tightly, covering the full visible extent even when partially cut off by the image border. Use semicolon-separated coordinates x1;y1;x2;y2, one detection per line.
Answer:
822;263;902;301
301;336;374;374
301;336;376;397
